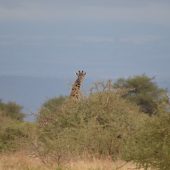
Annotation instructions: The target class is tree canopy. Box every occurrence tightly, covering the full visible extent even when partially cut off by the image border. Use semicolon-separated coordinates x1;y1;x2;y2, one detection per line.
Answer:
113;75;169;115
0;100;25;121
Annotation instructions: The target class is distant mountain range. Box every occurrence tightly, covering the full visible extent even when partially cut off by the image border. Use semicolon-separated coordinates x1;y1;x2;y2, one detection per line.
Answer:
0;75;169;121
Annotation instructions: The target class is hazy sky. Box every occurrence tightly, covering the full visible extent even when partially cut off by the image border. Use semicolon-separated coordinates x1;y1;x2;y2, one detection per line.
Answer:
0;0;170;80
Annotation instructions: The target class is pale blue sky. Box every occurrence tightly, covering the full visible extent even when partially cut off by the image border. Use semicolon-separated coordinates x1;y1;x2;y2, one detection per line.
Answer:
0;0;170;80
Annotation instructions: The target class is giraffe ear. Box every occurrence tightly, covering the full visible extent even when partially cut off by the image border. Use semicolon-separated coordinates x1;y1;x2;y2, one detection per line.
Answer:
76;72;79;76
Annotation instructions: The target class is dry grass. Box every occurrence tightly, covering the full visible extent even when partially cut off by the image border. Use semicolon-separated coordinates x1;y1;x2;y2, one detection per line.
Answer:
0;152;49;170
68;159;142;170
0;152;144;170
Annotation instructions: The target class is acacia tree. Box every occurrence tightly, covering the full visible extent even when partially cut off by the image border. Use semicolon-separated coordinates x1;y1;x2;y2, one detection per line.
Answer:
113;75;169;116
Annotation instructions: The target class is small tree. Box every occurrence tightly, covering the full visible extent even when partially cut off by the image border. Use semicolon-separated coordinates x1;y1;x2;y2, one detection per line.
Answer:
0;101;24;121
113;75;169;116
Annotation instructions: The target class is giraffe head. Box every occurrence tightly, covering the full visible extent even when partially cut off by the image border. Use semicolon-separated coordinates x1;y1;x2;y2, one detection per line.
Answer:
75;70;86;82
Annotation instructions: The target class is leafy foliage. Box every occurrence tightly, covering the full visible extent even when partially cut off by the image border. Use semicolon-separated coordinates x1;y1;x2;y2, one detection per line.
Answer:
113;75;169;115
124;111;170;170
0;110;33;152
36;90;147;162
0;101;34;152
0;100;24;121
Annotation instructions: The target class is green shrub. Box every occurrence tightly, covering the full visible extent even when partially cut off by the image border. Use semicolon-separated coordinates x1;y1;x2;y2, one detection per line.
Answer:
123;111;170;170
0;101;24;121
36;91;147;161
0;110;34;152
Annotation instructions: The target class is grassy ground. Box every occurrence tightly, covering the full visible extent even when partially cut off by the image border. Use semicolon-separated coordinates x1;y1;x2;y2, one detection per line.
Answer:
0;152;145;170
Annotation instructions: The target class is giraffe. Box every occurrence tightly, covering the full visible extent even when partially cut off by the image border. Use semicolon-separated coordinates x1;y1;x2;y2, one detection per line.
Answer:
70;70;86;100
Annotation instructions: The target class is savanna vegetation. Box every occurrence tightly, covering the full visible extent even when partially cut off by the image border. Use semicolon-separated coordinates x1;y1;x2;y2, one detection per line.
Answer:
0;75;169;170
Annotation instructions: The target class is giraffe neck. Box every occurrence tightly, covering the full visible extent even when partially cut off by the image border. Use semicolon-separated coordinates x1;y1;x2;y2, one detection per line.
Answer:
75;78;81;88
70;78;82;99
